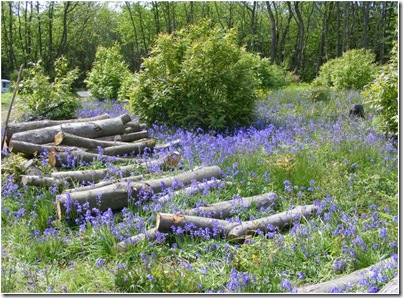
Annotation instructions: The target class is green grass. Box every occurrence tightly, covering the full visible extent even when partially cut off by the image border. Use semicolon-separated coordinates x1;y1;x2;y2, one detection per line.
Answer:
1;85;398;293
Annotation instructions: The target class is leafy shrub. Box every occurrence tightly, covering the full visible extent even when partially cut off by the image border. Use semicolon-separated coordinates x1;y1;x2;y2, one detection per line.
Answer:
18;57;80;120
307;86;332;102
313;49;378;90
253;58;291;91
85;43;131;100
128;21;259;130
363;41;398;135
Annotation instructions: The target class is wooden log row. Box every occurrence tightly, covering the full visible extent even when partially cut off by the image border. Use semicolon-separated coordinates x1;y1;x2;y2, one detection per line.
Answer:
295;256;398;293
22;151;182;187
5;113;111;145
378;275;398;294
56;165;223;220
116;204;317;251
11;113;132;144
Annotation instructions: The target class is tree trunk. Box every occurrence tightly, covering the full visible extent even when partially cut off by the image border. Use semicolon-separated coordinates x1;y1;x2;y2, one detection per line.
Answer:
296;256;397;293
184;192;277;219
51;151;181;182
56;166;223;220
266;1;277;64
227;204;318;241
11;114;131;144
54;131;127;149
21;175;60;187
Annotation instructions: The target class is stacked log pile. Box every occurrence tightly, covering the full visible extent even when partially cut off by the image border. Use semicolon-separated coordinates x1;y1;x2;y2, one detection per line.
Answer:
6;113;156;165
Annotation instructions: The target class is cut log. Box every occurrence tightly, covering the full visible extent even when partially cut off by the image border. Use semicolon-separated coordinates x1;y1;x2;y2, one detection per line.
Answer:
51;151;181;182
9;139;75;158
154;139;182;151
156;213;239;237
116;228;158;252
227;205;318;241
5;113;110;144
295;256;397;293
63;174;147;193
56;165;222;220
11;113;131;144
378;275;399;294
115;130;149;142
54;131;127;148
183;192;278;219
48;149;134;167
102;139;155;156
21;175;59;187
157;179;230;205
124;121;147;132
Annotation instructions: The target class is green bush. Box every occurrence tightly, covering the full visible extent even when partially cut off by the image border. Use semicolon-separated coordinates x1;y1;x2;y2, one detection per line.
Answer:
253;58;291;91
18;57;80;120
85;44;131;100
128;21;259;130
363;41;398;135
313;49;378;90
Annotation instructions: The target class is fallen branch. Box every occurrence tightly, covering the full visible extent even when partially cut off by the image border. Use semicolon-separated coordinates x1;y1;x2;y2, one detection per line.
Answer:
116;228;158;252
154;139;182;151
227;205;318;241
11;113;131;144
116;130;149;142
295;256;398;293
21;175;60;187
183;192;278;219
56;165;222;220
124;121;147;132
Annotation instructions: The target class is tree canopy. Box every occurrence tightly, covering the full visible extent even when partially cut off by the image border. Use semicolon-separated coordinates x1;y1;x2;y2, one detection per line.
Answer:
1;1;398;84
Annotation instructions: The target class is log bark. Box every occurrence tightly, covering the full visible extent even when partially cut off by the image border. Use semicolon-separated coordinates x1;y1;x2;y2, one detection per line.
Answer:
56;165;222;220
156;213;239;237
11;113;131;144
124;121;147;132
116;228;158;252
54;131;127;148
295;256;397;293
227;205;318;241
183;192;278;219
51;151;181;182
378;275;399;294
102;139;155;156
9;139;74;158
157;179;230;205
116;130;149;142
5;113;110;144
154;139;182;151
48;149;134;168
21;175;59;187
63;174;147;193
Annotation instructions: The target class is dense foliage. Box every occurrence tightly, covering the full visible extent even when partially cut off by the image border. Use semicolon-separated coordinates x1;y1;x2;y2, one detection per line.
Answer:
129;22;259;130
1;2;398;83
85;44;131;100
363;41;398;136
18;56;80;120
313;49;378;90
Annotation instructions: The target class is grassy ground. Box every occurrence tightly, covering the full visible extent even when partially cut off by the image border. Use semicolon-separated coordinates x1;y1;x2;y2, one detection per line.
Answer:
1;85;398;293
